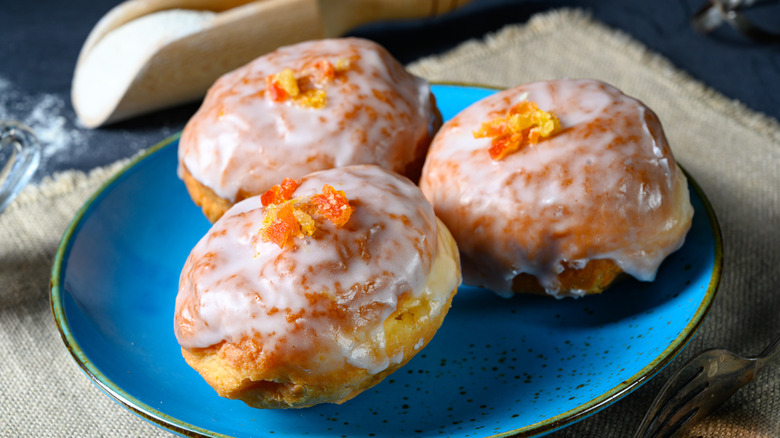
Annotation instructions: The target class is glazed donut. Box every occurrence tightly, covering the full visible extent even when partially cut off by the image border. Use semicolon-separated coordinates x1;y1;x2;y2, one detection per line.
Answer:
419;79;693;298
174;165;461;408
178;37;442;222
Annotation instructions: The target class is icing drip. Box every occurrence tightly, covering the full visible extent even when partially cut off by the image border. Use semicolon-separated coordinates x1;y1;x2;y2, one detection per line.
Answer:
178;38;437;202
420;79;693;297
175;165;448;375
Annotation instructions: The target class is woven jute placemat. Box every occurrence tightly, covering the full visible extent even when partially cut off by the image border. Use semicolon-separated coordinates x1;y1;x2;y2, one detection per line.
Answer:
2;9;778;437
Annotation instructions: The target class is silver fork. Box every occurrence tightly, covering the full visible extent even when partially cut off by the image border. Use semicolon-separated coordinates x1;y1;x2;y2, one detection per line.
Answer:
633;333;780;438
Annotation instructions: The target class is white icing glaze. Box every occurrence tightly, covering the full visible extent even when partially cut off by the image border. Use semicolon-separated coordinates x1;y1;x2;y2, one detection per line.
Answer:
178;38;438;202
420;79;694;297
175;165;456;375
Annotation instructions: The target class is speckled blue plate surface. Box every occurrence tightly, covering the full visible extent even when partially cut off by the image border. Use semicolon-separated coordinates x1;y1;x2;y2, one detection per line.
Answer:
51;84;722;438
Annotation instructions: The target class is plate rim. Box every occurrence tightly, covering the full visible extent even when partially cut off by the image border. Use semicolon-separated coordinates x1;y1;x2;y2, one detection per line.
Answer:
48;132;225;438
521;162;723;436
49;83;723;438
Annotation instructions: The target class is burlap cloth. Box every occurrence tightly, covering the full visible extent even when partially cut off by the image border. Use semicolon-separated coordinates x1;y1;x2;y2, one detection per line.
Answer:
1;9;778;438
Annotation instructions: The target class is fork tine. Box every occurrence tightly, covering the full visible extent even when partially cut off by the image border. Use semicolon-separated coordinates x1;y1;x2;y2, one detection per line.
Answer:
634;352;714;438
636;335;780;438
636;347;761;438
661;406;699;438
652;383;708;438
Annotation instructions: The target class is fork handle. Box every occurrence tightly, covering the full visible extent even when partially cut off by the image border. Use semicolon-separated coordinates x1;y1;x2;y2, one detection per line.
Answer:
756;333;780;374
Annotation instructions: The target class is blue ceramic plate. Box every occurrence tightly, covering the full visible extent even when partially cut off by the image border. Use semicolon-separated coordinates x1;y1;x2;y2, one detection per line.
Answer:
51;84;722;438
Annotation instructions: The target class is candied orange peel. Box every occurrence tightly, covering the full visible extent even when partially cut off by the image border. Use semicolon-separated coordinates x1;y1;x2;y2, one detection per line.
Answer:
311;184;354;228
265;58;350;109
261;178;300;207
260;180;354;249
474;100;561;160
261;202;314;249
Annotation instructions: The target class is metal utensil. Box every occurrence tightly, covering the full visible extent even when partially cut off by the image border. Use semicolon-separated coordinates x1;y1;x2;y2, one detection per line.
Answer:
692;0;780;43
634;333;780;438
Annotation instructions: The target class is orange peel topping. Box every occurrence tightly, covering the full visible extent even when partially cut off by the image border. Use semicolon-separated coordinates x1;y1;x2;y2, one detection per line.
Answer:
311;184;354;228
261;178;300;207
260;181;353;249
335;58;351;71
296;89;326;109
266;68;298;103
265;58;350;109
312;59;336;83
474;100;561;160
262;202;308;249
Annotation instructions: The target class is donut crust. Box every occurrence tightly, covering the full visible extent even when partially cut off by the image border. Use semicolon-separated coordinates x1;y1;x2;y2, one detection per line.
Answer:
509;259;624;296
180;163;234;223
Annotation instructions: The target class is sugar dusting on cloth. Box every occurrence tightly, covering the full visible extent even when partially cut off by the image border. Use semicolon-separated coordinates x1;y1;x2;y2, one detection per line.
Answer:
0;76;92;163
